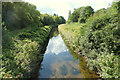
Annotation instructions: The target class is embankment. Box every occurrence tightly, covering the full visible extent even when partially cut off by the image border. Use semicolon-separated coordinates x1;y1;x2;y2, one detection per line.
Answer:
2;25;53;78
58;23;119;78
59;2;120;78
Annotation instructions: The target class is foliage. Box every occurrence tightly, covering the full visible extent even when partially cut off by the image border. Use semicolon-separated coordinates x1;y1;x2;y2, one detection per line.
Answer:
39;13;66;26
2;2;66;31
59;16;66;24
59;1;120;78
94;52;119;78
2;1;66;78
2;39;39;78
2;27;14;50
2;25;52;78
67;6;94;23
40;14;54;26
2;2;42;30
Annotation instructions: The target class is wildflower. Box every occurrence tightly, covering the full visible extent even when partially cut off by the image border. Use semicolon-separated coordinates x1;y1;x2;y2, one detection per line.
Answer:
17;75;20;78
96;59;99;61
21;74;23;77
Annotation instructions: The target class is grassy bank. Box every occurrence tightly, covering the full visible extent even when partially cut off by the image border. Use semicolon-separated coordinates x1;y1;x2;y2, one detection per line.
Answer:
60;33;100;78
59;23;85;52
59;23;119;78
59;1;120;78
2;25;52;78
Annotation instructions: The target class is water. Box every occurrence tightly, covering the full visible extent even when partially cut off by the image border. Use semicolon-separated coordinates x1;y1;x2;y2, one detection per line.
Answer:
38;34;99;78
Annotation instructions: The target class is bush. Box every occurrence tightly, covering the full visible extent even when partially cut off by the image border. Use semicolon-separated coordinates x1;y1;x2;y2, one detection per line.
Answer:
79;1;120;78
1;25;52;78
2;39;40;78
59;1;120;78
94;52;119;78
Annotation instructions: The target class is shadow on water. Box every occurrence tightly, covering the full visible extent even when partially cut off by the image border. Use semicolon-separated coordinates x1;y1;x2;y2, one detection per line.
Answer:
36;27;99;79
49;26;59;38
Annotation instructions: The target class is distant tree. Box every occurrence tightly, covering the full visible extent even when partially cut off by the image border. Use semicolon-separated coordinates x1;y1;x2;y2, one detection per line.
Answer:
53;13;57;16
60;16;66;24
68;10;71;17
67;6;94;23
74;8;76;11
2;2;66;30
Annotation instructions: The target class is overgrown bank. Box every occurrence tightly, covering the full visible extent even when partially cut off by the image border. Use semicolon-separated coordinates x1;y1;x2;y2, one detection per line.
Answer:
2;25;53;78
60;32;100;78
59;1;120;78
1;1;65;78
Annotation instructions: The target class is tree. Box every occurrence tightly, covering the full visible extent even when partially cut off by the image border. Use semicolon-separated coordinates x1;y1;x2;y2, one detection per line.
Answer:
67;6;94;23
68;10;71;18
2;2;43;30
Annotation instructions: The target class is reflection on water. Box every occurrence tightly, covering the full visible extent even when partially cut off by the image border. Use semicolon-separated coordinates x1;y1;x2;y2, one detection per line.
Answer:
45;34;68;55
38;34;99;78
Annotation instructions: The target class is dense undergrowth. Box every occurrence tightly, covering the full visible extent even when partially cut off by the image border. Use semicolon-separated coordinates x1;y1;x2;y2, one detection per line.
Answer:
1;1;65;78
59;1;120;78
1;26;52;78
61;36;99;78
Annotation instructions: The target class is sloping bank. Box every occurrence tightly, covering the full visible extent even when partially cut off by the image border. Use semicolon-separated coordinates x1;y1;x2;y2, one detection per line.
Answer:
59;23;119;78
59;1;120;78
2;25;53;78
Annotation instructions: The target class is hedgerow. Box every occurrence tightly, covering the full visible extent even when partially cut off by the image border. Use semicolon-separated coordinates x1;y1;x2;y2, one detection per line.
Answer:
1;26;52;78
59;1;120;78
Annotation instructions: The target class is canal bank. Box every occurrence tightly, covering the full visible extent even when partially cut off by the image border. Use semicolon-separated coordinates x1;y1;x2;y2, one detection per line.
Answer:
37;27;99;78
2;25;53;78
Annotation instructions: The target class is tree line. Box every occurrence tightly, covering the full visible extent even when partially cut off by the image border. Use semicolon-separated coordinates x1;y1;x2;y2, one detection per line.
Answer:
2;2;66;31
67;6;94;23
1;1;66;78
66;1;120;78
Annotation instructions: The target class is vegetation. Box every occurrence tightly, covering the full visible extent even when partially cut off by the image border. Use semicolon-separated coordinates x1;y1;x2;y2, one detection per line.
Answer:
2;0;120;79
67;6;94;23
1;1;65;78
40;13;66;26
62;37;99;78
2;25;52;78
59;1;120;78
2;2;66;31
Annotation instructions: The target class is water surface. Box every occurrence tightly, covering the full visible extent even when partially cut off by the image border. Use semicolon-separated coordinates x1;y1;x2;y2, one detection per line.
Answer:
38;34;99;78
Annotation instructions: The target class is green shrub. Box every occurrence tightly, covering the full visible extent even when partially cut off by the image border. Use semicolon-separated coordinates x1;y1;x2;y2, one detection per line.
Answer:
80;1;120;78
2;25;52;78
2;39;40;78
59;1;120;78
94;52;119;78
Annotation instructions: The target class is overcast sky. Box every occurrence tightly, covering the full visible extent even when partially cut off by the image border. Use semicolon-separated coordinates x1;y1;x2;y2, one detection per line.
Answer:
24;0;114;20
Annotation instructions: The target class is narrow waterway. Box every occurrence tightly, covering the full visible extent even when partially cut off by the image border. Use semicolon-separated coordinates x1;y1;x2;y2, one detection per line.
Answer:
38;30;99;78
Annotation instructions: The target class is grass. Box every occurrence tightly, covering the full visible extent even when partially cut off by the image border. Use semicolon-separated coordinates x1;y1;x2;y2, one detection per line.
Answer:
59;23;85;51
59;23;119;78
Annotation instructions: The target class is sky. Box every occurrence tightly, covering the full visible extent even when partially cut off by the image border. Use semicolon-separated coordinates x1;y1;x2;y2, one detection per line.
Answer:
23;0;114;20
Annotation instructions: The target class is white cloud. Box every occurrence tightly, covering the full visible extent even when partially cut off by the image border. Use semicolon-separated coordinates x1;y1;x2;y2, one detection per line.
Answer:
24;0;114;20
45;34;68;55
